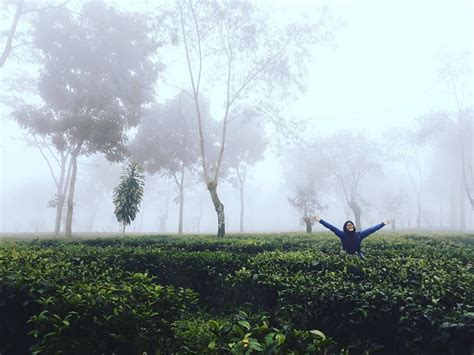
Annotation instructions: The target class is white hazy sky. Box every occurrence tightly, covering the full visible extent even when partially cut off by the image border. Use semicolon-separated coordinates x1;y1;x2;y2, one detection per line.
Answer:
292;0;473;132
253;0;473;186
1;0;473;232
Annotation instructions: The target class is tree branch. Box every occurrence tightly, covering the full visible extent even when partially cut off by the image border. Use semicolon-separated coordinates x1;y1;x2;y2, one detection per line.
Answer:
21;0;68;15
1;0;23;68
214;22;233;181
33;135;59;188
42;136;61;168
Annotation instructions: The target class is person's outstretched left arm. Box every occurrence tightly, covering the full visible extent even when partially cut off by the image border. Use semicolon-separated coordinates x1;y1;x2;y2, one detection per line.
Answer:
359;219;391;240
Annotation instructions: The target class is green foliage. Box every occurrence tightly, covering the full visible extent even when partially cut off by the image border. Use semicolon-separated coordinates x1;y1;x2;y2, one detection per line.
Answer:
204;311;335;354
1;232;473;354
173;311;335;354
0;243;197;354
113;162;145;232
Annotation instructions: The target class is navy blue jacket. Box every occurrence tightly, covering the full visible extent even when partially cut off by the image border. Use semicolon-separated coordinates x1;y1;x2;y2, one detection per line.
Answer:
319;219;385;256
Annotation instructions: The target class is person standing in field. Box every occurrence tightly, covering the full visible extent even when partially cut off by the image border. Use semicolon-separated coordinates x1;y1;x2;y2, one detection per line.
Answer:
314;217;391;257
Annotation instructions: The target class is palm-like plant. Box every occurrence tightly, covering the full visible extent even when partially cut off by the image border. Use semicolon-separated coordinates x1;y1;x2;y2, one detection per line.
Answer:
113;162;145;234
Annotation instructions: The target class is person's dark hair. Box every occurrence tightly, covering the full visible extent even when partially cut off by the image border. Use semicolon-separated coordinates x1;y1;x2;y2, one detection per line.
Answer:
343;220;356;233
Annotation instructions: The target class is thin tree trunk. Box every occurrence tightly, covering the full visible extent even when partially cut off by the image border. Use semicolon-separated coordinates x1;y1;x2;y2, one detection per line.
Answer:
459;172;466;230
305;219;312;233
174;168;185;235
65;146;81;237
178;183;184;234
450;183;458;229
54;193;64;235
416;199;422;230
239;184;244;233
88;195;101;232
460;138;474;210
159;180;170;233
54;154;67;236
208;182;225;238
138;204;145;233
349;200;362;230
54;153;72;235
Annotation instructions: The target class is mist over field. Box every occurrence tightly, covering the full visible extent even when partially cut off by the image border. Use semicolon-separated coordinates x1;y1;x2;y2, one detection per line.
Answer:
0;0;473;236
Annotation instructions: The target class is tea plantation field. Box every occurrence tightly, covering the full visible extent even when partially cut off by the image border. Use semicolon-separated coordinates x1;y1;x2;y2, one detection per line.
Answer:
1;232;473;354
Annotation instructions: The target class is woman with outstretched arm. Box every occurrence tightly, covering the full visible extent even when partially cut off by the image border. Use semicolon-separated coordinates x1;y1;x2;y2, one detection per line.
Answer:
314;217;391;257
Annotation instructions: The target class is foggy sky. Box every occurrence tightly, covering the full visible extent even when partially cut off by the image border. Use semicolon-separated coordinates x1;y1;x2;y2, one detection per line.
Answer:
1;0;473;234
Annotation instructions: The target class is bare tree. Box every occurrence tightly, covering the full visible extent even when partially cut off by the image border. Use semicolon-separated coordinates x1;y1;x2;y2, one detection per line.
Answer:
384;190;407;230
13;108;72;235
317;131;381;230
130;94;213;234
416;110;470;229
384;126;431;230
283;143;327;233
439;53;474;211
173;0;333;237
288;186;324;233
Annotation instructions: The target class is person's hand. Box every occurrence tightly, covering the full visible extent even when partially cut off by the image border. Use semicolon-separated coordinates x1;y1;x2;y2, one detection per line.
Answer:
383;219;391;225
313;216;321;222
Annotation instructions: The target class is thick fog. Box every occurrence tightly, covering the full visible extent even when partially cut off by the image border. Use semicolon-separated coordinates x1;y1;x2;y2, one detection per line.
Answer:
0;0;473;235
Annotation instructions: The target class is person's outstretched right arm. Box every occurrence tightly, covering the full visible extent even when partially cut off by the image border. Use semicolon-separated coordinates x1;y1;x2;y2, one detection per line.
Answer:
316;217;345;238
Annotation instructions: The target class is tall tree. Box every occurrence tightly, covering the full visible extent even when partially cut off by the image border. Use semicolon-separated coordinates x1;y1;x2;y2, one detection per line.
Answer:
13;106;72;235
317;131;381;230
288;186;324;233
13;1;161;236
113;162;145;234
417;110;472;229
225;117;266;232
438;53;474;211
173;0;333;237
130;93;212;234
284;143;327;233
384;127;428;230
384;190;407;230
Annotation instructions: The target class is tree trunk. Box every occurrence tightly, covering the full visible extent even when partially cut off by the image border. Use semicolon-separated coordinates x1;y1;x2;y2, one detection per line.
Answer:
54;155;68;236
65;151;79;237
208;182;225;238
88;196;101;232
305;219;312;233
138;204;145;233
159;181;170;233
122;223;126;235
450;183;458;229
416;199;421;230
391;218;396;230
178;183;184;234
54;193;65;235
348;200;362;230
173;169;186;235
459;172;466;230
239;184;244;233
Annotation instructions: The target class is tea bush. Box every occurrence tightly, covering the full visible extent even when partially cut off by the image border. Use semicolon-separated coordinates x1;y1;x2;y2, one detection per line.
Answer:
0;232;472;354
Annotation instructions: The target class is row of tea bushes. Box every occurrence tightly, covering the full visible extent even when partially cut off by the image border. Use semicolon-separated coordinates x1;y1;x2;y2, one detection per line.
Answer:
0;244;197;354
1;232;473;353
0;242;335;354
